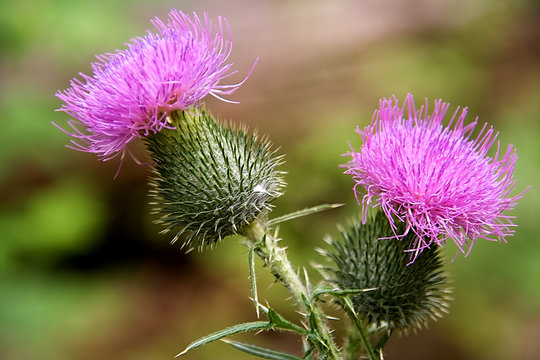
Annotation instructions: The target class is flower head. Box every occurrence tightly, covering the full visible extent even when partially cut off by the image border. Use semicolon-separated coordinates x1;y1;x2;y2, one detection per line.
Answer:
55;9;253;162
345;94;526;260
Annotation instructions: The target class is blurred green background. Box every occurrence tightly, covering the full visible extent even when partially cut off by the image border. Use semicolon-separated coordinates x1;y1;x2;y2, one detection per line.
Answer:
1;0;539;359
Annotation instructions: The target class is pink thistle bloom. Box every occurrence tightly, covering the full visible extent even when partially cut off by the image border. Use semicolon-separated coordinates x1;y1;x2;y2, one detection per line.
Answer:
345;94;527;260
55;9;254;163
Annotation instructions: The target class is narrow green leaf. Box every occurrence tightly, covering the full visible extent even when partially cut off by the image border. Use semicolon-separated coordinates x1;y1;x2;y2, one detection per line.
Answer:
249;245;260;318
222;339;303;360
267;307;308;334
268;204;344;226
311;286;376;302
176;321;270;357
341;297;357;318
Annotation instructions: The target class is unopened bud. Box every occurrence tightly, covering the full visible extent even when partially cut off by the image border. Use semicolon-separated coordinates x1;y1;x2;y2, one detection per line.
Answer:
323;211;451;332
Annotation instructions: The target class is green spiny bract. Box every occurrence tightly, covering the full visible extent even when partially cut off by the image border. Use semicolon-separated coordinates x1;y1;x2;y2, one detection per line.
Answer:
322;211;451;332
146;109;285;249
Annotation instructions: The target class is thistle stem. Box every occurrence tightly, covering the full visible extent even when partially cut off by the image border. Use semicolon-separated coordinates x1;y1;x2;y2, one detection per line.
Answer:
243;219;341;359
357;324;378;360
342;303;378;360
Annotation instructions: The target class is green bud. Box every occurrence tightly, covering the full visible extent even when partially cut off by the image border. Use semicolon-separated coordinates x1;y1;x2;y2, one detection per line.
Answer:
146;109;285;249
322;211;451;332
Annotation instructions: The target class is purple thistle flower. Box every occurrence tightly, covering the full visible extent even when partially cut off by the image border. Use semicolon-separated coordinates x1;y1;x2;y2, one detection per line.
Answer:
55;9;254;163
345;94;527;260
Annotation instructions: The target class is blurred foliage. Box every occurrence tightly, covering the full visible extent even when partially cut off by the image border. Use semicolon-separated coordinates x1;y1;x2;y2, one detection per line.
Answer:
0;0;539;359
0;179;107;271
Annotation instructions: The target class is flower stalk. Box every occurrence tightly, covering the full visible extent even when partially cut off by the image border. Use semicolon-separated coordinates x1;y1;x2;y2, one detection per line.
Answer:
242;218;342;359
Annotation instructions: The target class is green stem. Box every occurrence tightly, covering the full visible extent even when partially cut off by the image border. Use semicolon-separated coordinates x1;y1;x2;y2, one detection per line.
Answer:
356;321;377;360
243;219;341;359
341;302;377;360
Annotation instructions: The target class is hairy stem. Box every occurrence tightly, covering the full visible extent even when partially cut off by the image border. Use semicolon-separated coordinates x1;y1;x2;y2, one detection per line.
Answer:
243;219;341;359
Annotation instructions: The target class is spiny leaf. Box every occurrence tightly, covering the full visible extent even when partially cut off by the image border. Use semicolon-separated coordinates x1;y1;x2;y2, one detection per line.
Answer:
222;339;303;360
269;204;343;226
267;307;308;335
311;286;376;303
175;321;270;357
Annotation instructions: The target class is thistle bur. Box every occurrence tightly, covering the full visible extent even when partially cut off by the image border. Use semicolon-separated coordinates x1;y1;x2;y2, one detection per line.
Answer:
146;109;285;248
323;211;451;332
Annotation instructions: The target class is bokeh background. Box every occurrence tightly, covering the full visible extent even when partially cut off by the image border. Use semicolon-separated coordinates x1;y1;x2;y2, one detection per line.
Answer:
1;0;539;359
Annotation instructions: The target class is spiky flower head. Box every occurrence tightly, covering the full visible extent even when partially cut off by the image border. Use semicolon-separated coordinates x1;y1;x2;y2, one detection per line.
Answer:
323;211;450;332
146;109;285;249
345;94;526;260
55;9;253;162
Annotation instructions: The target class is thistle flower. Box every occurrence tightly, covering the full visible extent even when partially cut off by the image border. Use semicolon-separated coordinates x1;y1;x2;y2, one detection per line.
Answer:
345;94;526;259
323;211;450;332
55;9;253;162
146;109;285;248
